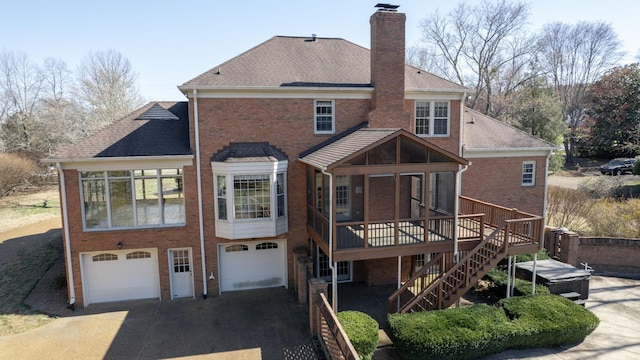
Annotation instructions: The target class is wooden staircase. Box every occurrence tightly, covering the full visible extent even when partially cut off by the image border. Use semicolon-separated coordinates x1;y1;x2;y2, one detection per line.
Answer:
388;224;509;313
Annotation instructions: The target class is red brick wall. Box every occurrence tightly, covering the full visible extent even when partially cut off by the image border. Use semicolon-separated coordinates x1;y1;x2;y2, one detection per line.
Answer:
360;256;413;285
461;156;547;215
369;10;411;129
61;166;201;306
192;97;372;295
405;99;462;155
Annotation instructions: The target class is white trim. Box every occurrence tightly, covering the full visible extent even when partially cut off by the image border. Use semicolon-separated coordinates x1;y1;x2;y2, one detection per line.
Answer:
194;89;208;298
180;87;373;99
54;156;193;171
78;169;186;231
212;160;289;239
168;247;196;300
522;161;536;186
57;163;76;305
463;148;555;158
405;91;467;100
414;100;450;137
314;99;335;135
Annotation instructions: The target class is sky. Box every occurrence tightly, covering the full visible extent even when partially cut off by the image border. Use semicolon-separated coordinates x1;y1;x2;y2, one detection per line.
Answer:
2;0;639;102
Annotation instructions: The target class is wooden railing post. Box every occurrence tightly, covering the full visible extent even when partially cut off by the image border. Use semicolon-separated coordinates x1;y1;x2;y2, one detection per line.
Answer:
309;278;328;336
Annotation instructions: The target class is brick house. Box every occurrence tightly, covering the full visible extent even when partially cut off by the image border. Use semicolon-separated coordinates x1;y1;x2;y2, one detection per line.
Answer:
47;6;555;308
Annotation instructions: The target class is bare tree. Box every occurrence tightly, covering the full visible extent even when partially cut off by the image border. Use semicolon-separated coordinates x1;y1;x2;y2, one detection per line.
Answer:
0;50;44;119
537;21;624;163
75;49;144;135
413;0;534;117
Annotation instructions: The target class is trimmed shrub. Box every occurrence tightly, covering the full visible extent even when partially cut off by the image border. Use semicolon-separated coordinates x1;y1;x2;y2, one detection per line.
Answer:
388;304;516;360
499;294;600;347
389;295;599;360
0;153;38;197
337;311;379;360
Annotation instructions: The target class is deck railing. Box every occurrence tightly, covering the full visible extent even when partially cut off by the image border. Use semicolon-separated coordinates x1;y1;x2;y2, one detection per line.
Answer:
314;292;360;360
308;197;542;253
387;215;544;313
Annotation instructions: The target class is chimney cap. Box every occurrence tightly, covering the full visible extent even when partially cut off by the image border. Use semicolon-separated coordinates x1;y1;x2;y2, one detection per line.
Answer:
375;3;400;11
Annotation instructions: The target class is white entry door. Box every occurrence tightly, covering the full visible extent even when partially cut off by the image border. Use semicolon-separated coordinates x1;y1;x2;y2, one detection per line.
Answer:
169;248;194;299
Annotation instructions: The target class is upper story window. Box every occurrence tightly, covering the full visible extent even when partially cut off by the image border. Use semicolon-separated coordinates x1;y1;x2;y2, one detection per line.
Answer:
522;161;535;186
80;169;185;230
415;101;450;137
315;100;334;134
213;159;288;239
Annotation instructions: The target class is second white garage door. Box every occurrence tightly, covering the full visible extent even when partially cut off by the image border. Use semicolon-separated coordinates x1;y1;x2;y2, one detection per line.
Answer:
218;240;287;293
81;248;160;305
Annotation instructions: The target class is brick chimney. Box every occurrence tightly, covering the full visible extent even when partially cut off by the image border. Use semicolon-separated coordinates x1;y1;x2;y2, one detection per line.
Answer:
368;5;411;129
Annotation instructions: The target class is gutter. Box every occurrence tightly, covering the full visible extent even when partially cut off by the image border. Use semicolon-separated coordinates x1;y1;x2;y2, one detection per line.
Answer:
56;162;76;306
193;89;208;298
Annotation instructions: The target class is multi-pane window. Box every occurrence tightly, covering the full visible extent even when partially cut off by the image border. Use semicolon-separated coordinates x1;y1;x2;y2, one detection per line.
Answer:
234;175;271;219
522;161;535;186
216;173;287;220
415;101;450;136
315;100;334;134
81;169;185;230
276;173;286;217
216;175;227;220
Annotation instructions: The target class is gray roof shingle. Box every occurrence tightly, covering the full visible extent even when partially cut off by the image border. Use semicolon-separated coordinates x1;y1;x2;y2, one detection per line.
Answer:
299;127;468;170
211;142;288;163
462;108;557;150
180;36;468;92
48;102;191;160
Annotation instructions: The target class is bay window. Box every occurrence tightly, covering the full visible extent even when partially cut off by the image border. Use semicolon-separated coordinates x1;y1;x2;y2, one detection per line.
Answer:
213;159;288;239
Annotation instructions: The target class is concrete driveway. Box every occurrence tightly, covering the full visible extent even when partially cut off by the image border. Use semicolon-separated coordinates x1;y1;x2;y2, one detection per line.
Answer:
0;288;319;360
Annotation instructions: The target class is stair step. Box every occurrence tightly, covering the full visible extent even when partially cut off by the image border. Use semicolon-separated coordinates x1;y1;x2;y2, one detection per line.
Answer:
574;299;586;306
559;292;581;300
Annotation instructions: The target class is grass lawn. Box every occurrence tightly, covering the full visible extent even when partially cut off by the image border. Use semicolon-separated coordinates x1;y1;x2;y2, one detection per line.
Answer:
0;239;61;336
0;185;61;233
0;185;63;336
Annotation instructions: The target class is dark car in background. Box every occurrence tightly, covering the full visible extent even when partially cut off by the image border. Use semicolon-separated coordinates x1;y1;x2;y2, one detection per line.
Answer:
600;158;638;175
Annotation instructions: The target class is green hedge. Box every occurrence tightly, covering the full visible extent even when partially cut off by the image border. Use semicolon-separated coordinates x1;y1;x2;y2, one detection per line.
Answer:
337;311;379;360
499;295;600;347
388;294;599;360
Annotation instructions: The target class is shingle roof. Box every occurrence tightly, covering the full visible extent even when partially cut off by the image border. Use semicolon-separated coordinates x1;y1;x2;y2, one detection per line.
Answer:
299;127;468;170
299;128;397;170
462;108;557;150
211;142;288;162
48;102;191;160
180;36;468;92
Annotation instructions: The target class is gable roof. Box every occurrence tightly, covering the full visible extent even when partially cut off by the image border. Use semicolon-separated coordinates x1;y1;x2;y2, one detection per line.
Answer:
462;108;557;153
299;127;468;171
47;102;191;161
180;36;467;92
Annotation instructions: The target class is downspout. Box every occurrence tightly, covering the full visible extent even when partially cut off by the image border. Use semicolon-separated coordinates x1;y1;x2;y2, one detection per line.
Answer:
454;164;469;262
57;162;75;306
322;169;337;312
193;89;208;298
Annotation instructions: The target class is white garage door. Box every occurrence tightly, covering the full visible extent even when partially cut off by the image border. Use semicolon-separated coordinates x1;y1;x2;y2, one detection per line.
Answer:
81;249;160;305
219;240;287;293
